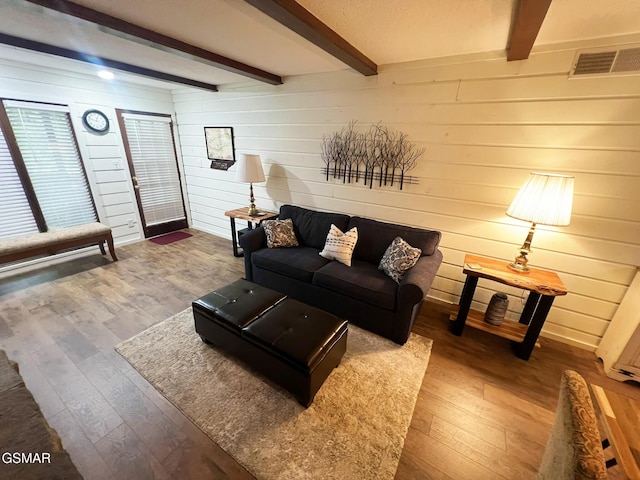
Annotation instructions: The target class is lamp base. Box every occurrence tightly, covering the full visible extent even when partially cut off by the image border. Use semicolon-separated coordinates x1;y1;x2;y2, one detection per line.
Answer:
507;261;530;273
247;182;260;216
508;222;536;274
247;204;259;216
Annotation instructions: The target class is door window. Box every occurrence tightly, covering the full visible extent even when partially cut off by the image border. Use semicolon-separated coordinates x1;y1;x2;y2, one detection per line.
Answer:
117;110;187;238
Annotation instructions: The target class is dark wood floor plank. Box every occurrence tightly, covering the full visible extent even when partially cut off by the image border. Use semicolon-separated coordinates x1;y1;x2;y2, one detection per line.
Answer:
94;422;172;480
405;392;434;436
428;415;536;479
106;349;190;429
162;435;257;480
483;382;555;425
65;310;124;354
423;375;552;446
0;344;66;420
4;305;57;354
48;408;116;480
395;445;454;480
505;428;547;473
415;392;507;450
176;419;255;479
402;426;501;480
79;351;187;463
29;342;124;444
38;313;99;363
421;352;486;398
57;277;120;323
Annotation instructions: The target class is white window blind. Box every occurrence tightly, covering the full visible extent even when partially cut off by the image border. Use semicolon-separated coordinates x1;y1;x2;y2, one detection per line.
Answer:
122;114;185;226
0;127;39;239
5;102;97;228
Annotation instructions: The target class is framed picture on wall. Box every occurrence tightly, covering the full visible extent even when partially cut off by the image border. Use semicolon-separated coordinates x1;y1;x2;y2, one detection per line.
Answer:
204;126;235;170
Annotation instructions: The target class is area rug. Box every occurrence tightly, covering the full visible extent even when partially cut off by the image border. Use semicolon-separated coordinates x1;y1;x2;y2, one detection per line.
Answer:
148;231;192;245
115;307;432;480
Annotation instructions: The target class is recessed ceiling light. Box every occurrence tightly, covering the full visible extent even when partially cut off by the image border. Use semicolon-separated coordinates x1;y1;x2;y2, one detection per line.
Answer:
97;70;114;80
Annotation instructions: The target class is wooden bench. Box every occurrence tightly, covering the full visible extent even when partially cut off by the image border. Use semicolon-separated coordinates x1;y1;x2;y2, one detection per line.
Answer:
0;222;118;265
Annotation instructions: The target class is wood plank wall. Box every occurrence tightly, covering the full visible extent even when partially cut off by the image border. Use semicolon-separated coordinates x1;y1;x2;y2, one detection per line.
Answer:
173;42;640;351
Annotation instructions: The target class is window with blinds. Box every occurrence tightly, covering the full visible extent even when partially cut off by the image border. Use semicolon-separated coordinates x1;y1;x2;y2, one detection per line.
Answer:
120;113;185;227
0;125;39;238
0;100;97;240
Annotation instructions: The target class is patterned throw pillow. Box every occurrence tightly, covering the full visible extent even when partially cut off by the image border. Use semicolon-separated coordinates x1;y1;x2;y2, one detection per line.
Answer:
378;236;422;283
319;224;358;266
262;218;299;248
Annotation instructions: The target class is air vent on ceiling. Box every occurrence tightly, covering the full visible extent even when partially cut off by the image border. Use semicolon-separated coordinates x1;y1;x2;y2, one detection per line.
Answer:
571;46;640;77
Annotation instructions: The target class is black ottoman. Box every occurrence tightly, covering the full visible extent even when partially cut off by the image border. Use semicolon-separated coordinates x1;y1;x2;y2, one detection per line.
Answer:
193;279;348;407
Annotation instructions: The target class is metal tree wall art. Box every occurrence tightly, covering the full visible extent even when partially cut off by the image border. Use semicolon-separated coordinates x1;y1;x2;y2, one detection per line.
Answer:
321;121;424;190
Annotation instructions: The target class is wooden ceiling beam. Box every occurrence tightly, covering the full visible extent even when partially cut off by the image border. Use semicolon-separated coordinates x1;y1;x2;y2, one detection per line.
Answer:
25;0;282;85
245;0;377;76
507;0;553;61
0;33;219;92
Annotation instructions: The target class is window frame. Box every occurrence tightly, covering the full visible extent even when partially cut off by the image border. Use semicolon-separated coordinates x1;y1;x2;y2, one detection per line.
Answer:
0;98;99;238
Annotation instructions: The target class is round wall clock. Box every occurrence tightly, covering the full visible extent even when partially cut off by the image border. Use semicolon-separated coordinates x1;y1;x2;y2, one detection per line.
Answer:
82;109;110;134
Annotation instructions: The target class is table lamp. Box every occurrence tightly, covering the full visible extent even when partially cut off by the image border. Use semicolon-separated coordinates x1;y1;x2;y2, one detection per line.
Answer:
506;172;574;272
236;154;266;216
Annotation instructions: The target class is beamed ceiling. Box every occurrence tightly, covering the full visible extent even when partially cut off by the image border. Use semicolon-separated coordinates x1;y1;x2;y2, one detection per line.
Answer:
0;0;639;91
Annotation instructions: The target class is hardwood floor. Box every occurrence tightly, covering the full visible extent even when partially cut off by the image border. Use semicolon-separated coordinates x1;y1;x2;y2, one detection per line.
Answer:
1;229;638;479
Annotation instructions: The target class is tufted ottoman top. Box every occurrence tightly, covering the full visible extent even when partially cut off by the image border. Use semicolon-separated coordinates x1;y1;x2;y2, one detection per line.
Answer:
243;298;348;373
192;279;286;333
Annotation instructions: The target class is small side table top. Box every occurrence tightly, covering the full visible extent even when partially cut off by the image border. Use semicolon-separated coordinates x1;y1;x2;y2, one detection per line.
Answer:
224;207;278;222
224;207;278;258
463;254;567;297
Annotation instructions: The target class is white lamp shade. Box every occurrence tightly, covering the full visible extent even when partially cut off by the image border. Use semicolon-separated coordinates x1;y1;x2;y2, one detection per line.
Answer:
236;154;265;183
506;172;574;226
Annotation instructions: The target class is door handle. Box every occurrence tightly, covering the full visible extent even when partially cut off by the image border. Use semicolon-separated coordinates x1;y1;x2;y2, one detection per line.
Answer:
132;176;140;190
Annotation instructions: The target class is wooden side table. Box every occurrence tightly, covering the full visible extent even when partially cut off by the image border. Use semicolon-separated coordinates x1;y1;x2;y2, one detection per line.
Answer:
450;254;567;360
224;208;278;257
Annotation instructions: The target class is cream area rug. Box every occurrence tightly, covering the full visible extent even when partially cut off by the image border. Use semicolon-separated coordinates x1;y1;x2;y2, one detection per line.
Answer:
116;307;432;480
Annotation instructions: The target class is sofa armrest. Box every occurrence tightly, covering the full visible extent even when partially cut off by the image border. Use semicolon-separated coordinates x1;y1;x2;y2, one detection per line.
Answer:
394;249;444;343
400;249;443;300
238;226;267;281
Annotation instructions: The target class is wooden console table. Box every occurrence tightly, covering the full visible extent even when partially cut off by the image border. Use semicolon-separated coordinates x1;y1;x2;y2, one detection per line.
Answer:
450;254;567;360
224;208;278;257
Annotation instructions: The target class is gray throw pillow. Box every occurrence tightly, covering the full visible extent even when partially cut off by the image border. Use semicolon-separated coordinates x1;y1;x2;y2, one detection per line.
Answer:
378;236;421;283
262;218;299;248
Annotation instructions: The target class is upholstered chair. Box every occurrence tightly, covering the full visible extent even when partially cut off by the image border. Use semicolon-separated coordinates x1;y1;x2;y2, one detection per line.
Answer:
537;370;608;479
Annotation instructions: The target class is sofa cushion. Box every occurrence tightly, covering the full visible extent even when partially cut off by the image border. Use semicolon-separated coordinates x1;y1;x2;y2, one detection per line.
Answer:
348;216;441;264
263;218;299;248
313;259;396;310
252;246;330;283
379;236;422;283
279;205;350;250
319;224;358;266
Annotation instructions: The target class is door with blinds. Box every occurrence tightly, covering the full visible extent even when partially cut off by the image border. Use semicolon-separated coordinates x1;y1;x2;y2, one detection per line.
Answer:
117;110;187;238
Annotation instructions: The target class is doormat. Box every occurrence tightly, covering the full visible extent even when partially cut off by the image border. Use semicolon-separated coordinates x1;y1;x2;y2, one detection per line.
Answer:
148;231;192;245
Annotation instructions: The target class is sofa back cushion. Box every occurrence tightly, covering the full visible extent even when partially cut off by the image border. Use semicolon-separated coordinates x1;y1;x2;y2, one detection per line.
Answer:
279;205;350;250
348;216;441;264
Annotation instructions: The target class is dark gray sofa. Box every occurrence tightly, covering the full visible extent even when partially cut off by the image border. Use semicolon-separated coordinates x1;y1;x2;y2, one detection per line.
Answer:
239;205;443;344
